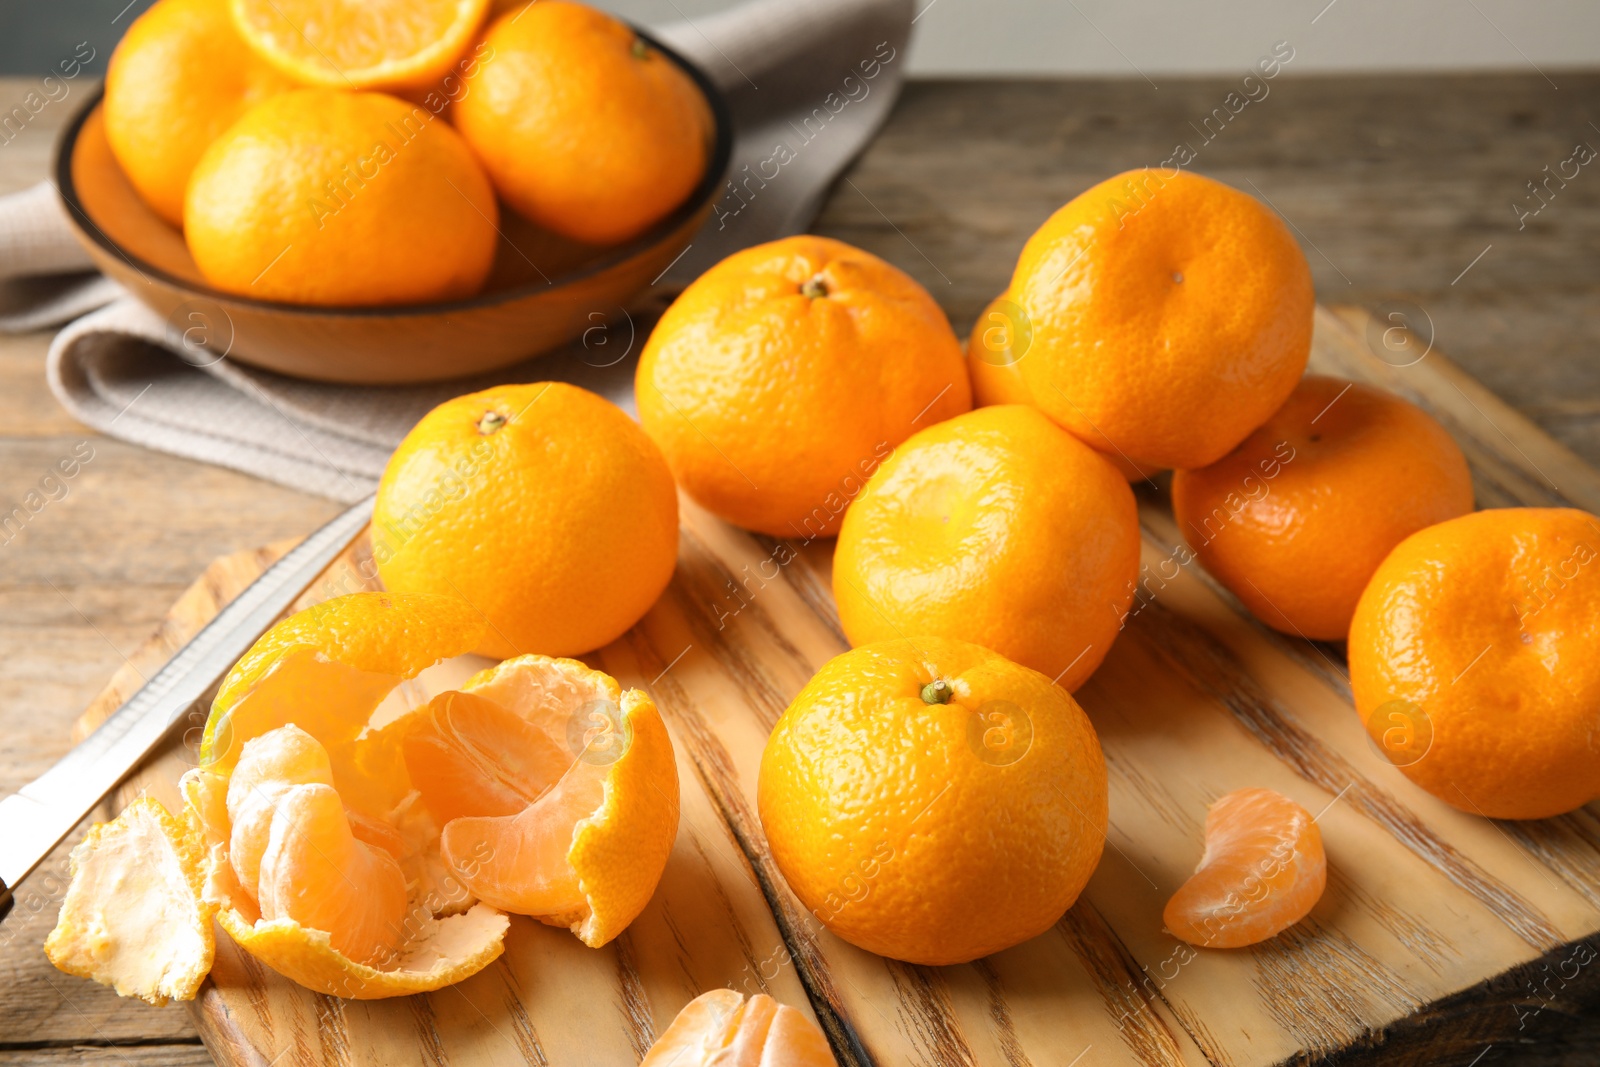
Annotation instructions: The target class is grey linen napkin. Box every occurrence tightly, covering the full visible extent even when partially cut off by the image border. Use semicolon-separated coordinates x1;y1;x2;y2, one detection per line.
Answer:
12;0;914;503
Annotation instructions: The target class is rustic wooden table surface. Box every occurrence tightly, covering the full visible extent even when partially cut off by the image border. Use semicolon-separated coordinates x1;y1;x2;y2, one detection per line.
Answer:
2;71;1597;1065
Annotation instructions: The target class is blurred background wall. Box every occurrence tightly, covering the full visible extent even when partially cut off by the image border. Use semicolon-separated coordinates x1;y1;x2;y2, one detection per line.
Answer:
4;0;1597;77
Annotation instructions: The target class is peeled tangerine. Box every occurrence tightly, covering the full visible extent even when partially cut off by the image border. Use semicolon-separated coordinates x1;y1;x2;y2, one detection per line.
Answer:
641;989;836;1067
47;592;679;1003
1163;787;1326;949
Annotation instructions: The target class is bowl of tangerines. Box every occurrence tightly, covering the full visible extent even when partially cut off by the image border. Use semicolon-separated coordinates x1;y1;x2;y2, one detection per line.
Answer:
54;0;732;382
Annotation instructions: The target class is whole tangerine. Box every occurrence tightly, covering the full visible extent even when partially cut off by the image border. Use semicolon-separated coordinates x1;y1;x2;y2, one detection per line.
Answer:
833;404;1140;690
185;89;498;306
758;637;1108;965
1173;376;1474;641
454;0;711;245
373;382;679;659
637;235;970;539
1011;169;1314;470
103;0;293;227
1348;507;1600;819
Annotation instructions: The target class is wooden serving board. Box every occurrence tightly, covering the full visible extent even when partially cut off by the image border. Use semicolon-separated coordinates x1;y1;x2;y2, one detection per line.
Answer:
74;306;1600;1067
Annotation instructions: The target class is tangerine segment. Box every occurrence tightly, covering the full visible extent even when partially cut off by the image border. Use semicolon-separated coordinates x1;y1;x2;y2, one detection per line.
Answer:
229;0;488;90
181;768;244;909
641;990;836;1067
403;689;569;825
45;797;215;1007
226;724;335;902
1164;787;1326;948
201;592;487;773
440;756;599;918
256;784;408;967
435;655;680;947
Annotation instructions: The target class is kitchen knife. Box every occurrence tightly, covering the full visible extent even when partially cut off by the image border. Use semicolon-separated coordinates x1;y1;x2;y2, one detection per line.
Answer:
0;495;374;922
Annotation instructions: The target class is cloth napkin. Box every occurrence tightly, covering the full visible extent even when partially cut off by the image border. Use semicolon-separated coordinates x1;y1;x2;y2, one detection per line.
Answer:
7;0;915;503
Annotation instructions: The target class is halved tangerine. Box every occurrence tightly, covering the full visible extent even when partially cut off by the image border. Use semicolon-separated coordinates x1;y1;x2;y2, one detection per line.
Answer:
640;989;836;1067
1163;786;1326;948
229;0;489;91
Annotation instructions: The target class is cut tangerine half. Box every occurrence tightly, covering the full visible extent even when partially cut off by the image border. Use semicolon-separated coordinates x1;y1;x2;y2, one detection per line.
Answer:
641;989;836;1067
402;654;681;947
229;0;489;90
1163;787;1326;948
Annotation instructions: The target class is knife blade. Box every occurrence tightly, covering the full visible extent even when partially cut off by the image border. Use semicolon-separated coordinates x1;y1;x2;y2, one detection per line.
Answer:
0;494;374;922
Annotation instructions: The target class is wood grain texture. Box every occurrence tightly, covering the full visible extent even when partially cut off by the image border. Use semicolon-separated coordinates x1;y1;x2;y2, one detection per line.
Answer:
6;72;1600;1065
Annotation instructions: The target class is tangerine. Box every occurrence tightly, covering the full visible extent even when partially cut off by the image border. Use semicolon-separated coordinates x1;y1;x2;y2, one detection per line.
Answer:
758;637;1107;965
1348;507;1600;819
833;405;1139;690
1011;170;1313;470
637;235;970;538
1173;376;1474;640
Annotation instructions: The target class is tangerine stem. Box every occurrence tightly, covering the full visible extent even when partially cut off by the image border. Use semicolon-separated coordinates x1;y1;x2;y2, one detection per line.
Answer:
477;411;507;435
800;275;829;299
921;679;952;705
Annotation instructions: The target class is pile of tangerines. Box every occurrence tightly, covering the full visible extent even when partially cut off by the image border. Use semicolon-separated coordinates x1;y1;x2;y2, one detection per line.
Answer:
46;3;1600;1058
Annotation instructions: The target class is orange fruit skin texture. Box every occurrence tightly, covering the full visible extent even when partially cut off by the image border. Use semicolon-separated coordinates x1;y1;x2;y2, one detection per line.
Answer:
1163;787;1326;949
103;0;293;228
966;292;1035;408
1173;376;1474;641
1349;507;1600;820
967;291;1161;484
637;235;971;539
184;89;498;306
374;382;679;660
758;637;1108;966
833;405;1140;691
454;0;710;245
1011;169;1314;471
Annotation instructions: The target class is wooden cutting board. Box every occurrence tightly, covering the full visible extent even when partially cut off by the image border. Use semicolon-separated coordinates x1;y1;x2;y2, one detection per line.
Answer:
73;306;1600;1067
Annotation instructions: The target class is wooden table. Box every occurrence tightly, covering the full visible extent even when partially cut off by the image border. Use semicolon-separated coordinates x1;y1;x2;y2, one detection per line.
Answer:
2;72;1597;1065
